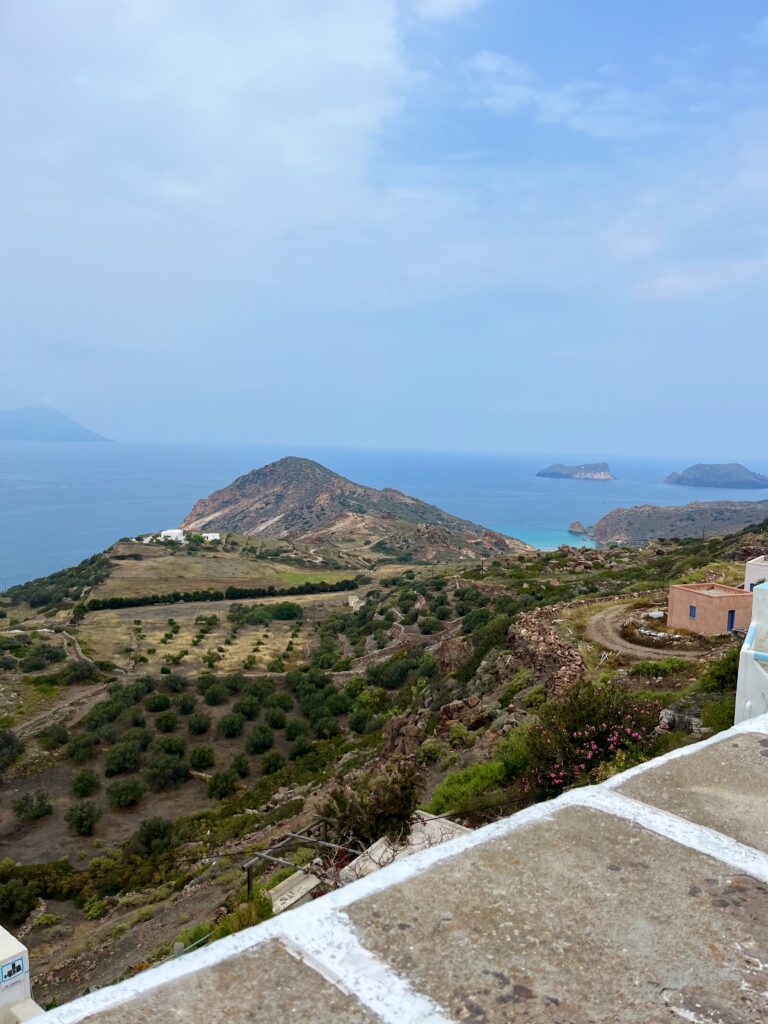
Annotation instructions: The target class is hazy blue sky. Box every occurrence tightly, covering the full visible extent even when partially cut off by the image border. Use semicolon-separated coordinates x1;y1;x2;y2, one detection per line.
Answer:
2;1;768;456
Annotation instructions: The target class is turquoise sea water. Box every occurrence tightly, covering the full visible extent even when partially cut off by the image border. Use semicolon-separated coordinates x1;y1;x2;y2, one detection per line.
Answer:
1;442;767;588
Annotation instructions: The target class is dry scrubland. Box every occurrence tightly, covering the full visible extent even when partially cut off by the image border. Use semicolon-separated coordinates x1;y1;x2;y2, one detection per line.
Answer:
0;522;763;1005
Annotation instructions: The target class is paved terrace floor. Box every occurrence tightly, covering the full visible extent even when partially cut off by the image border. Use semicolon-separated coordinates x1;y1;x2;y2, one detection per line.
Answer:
38;714;768;1024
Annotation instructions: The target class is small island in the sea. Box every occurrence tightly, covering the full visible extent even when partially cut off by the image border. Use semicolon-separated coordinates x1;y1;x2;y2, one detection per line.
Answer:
0;406;110;442
664;463;768;489
537;461;615;481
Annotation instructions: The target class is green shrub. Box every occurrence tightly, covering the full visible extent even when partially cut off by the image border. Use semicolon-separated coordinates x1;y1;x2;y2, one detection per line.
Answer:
245;725;274;755
153;735;185;757
189;745;215;771
231;753;250;778
145;692;171;713
265;707;286;730
522;684;546;709
154;710;178;734
204;684;228;706
701;696;736;733
144;754;191;791
65;801;100;836
267;692;293;711
698;647;740;693
426;759;506;814
289;736;314;760
322;757;423;844
104;742;143;777
232;696;260;721
12;790;52;822
173;693;197;715
208;769;238;800
284;719;309;741
261;751;284;775
0;729;22;770
107;778;146;809
126;817;173;857
73;769;100;798
36;723;70;751
188;712;211;735
65;733;98;764
32;912;61;930
211;890;272;938
218;712;245;739
0;878;37;927
629;657;690;679
524;681;660;795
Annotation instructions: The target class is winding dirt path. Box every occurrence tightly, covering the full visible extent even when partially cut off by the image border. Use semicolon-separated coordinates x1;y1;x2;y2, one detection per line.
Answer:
585;605;711;661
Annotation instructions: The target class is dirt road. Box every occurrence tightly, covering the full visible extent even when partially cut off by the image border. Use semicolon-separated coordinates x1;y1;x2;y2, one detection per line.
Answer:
585;605;710;661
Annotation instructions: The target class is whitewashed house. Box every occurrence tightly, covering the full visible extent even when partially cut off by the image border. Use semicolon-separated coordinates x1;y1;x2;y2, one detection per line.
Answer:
745;555;768;592
202;532;221;542
736;581;768;723
160;529;185;543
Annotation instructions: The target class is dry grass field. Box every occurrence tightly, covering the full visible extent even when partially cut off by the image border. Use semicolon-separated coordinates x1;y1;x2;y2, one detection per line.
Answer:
93;541;354;599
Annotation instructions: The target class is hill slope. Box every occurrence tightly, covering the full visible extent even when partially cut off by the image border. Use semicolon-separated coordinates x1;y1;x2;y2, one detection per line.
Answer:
0;407;110;442
664;463;768;489
181;457;529;561
589;499;768;545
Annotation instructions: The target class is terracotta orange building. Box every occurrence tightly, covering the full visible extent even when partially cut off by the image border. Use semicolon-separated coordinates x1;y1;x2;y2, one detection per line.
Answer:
667;583;753;636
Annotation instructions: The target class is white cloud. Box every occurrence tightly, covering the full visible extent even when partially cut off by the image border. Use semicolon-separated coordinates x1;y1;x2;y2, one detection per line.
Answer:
415;0;487;21
466;50;667;139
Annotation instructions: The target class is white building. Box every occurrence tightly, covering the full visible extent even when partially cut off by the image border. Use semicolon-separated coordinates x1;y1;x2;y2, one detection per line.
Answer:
744;555;768;593
160;529;185;543
736;581;768;723
202;532;221;542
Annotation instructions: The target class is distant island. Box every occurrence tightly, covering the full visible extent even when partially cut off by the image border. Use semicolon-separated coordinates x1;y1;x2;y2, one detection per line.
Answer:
587;498;768;546
664;463;768;489
0;406;110;442
537;462;615;481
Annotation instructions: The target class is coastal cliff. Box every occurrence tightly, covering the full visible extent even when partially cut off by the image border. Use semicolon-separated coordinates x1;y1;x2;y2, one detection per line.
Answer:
588;499;768;545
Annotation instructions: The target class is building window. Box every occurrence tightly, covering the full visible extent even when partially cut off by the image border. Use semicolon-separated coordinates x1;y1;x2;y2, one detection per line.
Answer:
689;605;696;619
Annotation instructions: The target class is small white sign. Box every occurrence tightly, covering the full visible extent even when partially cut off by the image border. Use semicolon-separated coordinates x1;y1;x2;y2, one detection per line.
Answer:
0;957;24;987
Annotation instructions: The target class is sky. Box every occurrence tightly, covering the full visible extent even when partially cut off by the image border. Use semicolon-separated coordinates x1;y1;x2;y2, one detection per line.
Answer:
2;1;768;457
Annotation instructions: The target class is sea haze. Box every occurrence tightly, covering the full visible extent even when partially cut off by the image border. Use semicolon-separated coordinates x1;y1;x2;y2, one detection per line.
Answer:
2;442;768;588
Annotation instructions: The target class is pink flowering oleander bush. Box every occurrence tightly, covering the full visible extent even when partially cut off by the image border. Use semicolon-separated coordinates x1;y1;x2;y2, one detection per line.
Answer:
524;681;660;796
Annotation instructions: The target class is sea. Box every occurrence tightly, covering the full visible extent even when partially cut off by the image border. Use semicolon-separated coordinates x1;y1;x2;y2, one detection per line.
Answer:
2;442;768;590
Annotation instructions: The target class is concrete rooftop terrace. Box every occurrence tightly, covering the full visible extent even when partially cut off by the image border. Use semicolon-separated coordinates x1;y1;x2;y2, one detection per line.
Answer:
38;714;768;1024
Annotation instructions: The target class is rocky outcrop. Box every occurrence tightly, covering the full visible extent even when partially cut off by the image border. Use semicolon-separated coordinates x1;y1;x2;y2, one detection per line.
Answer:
568;521;588;535
433;635;475;675
506;613;586;698
537;462;615;481
588;500;768;546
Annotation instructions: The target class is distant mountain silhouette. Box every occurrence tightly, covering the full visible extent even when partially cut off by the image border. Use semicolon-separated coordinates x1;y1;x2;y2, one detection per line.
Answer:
0;407;110;442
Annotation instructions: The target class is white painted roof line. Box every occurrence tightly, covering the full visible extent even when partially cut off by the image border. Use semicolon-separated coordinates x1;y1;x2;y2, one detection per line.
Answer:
280;911;454;1024
572;789;768;885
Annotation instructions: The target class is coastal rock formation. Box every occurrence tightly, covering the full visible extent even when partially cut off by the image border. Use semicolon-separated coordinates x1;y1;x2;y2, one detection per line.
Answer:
588;499;768;546
181;457;530;562
506;613;586;698
537;462;615;481
568;521;588;535
664;463;768;489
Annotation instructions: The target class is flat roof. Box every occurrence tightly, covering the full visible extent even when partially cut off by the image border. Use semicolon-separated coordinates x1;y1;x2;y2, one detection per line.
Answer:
671;583;750;598
41;713;768;1024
